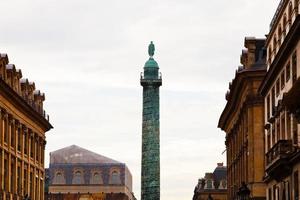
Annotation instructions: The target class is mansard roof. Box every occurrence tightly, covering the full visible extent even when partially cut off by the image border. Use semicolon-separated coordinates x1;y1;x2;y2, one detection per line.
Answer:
50;145;121;164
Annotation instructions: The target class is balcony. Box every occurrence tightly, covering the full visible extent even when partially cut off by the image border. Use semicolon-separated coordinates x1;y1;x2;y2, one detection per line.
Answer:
266;140;294;181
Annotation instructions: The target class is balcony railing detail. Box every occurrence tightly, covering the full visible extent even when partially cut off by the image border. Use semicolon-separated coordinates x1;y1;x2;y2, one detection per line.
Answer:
266;139;293;166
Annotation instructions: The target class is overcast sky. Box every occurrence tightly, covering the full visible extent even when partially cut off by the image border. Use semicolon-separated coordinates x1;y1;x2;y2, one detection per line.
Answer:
1;1;279;199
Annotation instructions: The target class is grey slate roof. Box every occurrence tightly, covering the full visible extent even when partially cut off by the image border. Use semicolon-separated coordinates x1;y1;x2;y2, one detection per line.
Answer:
50;145;121;164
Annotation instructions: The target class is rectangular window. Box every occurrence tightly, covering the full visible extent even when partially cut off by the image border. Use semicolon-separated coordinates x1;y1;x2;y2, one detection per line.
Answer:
11;122;15;148
272;123;276;146
293;116;298;145
281;70;285;89
267;95;271;120
17;127;21;152
287;114;291;140
286;63;291;81
4;155;8;191
269;188;272;200
276;119;281;141
272;87;276;116
4;117;8;144
30;170;34;197
292;51;297;84
36;140;39;161
276;79;280;96
11;159;15;194
24;131;28;155
267;131;271;151
24;164;28;195
294;171;299;200
17;162;21;195
281;113;286;140
30;135;34;158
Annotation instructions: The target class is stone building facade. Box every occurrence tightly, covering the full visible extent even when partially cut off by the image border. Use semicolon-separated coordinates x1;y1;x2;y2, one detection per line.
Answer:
0;53;52;200
259;0;300;199
218;38;267;200
45;145;135;200
193;163;227;200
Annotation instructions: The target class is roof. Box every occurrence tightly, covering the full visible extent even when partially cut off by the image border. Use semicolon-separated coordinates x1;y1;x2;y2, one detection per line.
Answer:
50;145;121;164
213;165;227;182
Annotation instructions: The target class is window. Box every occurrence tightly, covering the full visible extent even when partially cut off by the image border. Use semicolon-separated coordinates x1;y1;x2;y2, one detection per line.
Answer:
206;179;213;189
91;172;102;184
267;131;271;151
287;114;291;140
293;116;298;145
54;172;65;184
72;171;83;184
273;35;277;53
4;154;8;191
110;171;121;184
272;123;276;146
11;121;15;148
24;164;28;195
17;161;21;195
281;113;286;139
278;25;282;45
4;116;8;144
24;130;28;155
294;171;299;200
269;46;273;62
10;160;15;194
292;51;297;84
289;3;293;23
286;63;291;81
267;95;271;119
276;119;280;141
30;135;34;158
17;127;21;151
281;70;285;89
276;79;280;96
283;14;288;36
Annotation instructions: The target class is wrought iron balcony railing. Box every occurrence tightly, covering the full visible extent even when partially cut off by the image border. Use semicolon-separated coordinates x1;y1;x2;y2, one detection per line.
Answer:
266;139;293;166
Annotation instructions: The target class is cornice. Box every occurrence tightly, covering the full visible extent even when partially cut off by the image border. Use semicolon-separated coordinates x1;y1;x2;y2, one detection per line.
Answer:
218;69;266;131
260;15;300;96
0;78;53;132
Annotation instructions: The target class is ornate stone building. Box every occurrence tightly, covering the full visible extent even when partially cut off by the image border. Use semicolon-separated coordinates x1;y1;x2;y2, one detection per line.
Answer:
259;0;300;199
193;163;227;200
45;145;135;200
218;38;267;200
0;53;53;200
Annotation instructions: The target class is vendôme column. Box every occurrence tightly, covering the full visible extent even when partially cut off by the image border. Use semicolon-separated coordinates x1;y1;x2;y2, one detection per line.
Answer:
140;41;162;200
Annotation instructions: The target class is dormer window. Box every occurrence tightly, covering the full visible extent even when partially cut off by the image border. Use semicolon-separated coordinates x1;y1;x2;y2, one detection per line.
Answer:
72;171;83;184
53;172;65;184
110;170;121;184
90;172;103;184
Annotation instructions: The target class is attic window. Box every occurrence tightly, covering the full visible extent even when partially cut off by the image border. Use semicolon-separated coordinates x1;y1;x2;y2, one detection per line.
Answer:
72;171;83;184
110;171;121;184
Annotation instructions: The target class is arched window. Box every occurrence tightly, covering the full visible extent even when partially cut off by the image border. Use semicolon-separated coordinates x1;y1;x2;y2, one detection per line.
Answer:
110;171;121;184
53;172;65;184
72;171;83;184
90;172;103;184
